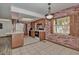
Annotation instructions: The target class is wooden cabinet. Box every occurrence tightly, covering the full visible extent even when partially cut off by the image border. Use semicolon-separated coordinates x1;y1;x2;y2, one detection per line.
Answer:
31;31;35;38
30;30;45;41
12;33;24;48
31;18;45;30
39;32;45;41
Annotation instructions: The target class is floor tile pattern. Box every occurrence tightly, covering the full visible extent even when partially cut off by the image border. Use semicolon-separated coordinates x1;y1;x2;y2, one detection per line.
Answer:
12;37;79;55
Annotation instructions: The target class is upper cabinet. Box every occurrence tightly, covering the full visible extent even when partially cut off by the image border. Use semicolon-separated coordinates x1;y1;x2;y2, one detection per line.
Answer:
31;18;45;30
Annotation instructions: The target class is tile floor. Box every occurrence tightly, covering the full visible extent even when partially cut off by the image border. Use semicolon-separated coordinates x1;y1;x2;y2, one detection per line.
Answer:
24;36;40;45
12;37;79;55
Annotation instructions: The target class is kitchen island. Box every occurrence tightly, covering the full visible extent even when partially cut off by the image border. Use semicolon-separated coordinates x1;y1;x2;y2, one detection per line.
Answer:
0;32;24;54
6;32;24;49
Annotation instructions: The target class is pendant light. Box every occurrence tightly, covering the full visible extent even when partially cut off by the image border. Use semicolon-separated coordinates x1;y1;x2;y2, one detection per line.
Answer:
45;3;54;20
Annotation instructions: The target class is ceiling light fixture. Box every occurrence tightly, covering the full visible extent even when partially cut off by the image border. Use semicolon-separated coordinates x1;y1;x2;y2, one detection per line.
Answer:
45;3;54;20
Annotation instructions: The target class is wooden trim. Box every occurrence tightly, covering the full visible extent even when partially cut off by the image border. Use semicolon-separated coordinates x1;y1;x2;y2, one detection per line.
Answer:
50;19;54;33
70;12;79;37
54;15;69;19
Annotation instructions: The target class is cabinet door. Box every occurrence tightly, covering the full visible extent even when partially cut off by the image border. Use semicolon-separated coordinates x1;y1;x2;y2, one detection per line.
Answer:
12;33;24;48
39;32;45;41
31;31;35;38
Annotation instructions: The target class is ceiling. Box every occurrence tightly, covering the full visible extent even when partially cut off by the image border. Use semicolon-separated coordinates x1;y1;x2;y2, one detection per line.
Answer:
0;3;79;19
0;3;10;19
12;3;79;15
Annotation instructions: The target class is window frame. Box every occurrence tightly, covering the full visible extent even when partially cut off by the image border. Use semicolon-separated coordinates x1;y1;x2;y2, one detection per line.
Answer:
53;16;70;35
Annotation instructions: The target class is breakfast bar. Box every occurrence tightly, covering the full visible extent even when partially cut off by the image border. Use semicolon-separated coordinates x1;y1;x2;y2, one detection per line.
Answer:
6;32;24;49
0;32;24;54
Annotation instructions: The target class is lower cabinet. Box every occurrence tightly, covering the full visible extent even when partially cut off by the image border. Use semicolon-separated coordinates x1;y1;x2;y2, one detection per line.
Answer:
30;30;45;41
39;32;45;41
31;31;35;38
12;33;24;48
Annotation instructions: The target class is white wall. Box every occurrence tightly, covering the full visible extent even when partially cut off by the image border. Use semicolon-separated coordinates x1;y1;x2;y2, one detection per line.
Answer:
0;19;12;35
16;23;24;32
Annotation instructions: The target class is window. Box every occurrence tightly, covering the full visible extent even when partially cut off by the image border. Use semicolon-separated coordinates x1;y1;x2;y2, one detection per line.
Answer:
0;23;3;29
53;16;70;35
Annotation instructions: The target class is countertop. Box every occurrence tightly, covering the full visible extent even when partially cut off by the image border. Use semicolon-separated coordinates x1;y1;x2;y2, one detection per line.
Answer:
6;32;24;35
0;32;24;37
0;34;11;37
